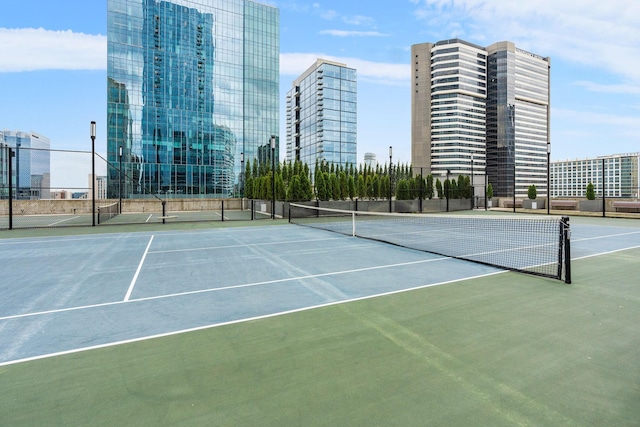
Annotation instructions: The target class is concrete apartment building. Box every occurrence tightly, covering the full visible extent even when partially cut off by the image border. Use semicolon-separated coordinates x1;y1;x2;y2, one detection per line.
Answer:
411;39;550;198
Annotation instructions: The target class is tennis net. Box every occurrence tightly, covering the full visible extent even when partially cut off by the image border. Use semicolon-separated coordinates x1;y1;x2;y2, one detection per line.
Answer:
289;204;571;283
97;202;120;224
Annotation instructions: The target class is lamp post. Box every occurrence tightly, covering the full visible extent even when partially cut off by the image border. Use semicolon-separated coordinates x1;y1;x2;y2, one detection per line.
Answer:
91;121;96;226
119;145;123;214
271;136;275;219
446;169;450;212
240;152;244;200
471;153;474;209
388;146;392;212
547;141;551;215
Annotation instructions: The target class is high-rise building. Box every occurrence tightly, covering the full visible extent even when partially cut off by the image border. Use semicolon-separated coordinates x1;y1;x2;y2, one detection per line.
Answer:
551;153;640;198
107;0;279;198
0;130;51;199
411;39;550;197
286;59;357;172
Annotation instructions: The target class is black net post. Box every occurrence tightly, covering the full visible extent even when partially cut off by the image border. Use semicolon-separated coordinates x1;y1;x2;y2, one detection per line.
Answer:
221;200;225;222
562;216;571;284
162;200;167;224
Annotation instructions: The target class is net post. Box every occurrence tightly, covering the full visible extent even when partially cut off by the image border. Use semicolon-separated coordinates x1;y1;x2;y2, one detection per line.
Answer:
288;204;291;223
221;200;225;222
562;216;571;284
162;200;167;224
352;211;356;237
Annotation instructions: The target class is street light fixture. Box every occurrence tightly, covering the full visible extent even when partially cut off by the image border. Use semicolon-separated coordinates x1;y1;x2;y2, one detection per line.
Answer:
547;141;551;215
271;136;276;219
389;146;392;212
91;121;96;226
119;145;123;214
446;169;450;212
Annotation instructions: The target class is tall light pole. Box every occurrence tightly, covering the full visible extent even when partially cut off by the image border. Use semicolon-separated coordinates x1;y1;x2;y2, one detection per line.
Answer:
389;146;393;212
547;141;551;215
446;169;450;212
471;153;474;209
119;145;123;214
271;136;275;219
91;121;96;226
240;152;244;199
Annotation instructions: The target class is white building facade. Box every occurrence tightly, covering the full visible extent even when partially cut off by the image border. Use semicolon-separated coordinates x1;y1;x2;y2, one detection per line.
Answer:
551;153;640;198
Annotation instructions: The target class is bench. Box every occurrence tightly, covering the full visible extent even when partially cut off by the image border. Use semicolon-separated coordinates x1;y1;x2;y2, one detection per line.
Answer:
503;199;523;208
550;200;578;210
613;201;640;213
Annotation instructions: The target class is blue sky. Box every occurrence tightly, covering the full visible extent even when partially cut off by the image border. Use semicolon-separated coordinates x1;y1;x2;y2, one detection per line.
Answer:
1;0;639;187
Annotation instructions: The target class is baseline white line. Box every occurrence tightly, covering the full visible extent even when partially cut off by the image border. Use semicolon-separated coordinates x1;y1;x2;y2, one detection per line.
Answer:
572;230;640;242
572;245;640;261
0;256;451;322
124;236;154;302
0;270;504;368
149;236;344;254
48;216;80;226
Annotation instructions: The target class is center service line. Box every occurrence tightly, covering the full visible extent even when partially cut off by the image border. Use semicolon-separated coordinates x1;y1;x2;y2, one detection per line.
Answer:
124;235;154;302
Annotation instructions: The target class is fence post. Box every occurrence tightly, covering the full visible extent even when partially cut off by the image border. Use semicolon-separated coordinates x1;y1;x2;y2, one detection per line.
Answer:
8;146;14;230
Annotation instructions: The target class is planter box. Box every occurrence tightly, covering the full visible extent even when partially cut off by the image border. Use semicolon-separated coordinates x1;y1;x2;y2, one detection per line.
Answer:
523;199;545;209
579;199;603;212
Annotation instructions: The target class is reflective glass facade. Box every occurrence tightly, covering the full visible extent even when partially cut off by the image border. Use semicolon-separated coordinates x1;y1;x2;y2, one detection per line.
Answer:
286;59;357;173
107;0;279;198
0;130;50;199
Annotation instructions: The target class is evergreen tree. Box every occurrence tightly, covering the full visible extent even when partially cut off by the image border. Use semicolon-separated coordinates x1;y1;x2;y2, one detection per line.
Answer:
586;182;595;200
288;175;301;201
436;178;443;199
451;179;459;199
348;175;356;200
300;170;313;201
339;171;348;200
426;174;434;199
276;172;285;200
357;175;366;199
396;179;410;200
331;173;340;200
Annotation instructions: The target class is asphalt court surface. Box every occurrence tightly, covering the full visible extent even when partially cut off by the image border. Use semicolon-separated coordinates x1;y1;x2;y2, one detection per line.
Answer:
1;218;639;365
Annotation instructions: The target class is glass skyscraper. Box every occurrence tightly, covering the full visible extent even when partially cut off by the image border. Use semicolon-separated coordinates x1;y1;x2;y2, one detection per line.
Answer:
286;59;357;173
0;130;50;200
107;0;279;198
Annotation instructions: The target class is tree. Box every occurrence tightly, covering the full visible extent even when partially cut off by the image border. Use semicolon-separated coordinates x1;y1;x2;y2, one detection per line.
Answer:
339;171;348;200
586;182;596;200
357;175;366;199
426;175;434;200
348;175;356;200
528;184;537;200
396;179;410;200
436;178;443;199
486;182;494;200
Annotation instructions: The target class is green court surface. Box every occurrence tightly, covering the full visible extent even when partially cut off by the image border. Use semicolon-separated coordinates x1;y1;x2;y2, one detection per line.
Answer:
1;215;639;426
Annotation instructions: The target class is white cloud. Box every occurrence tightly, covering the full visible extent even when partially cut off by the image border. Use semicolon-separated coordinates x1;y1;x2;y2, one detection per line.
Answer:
574;81;640;95
280;53;409;85
0;28;106;73
412;0;640;84
319;30;388;37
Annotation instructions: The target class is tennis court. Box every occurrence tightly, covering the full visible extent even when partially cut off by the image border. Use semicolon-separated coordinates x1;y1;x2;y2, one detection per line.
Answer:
1;213;639;425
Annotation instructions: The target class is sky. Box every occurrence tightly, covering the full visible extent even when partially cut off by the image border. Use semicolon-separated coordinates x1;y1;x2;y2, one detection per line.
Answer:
1;0;639;188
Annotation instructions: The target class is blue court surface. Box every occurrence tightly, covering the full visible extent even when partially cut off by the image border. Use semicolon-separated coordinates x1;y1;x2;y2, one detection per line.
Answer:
1;217;639;366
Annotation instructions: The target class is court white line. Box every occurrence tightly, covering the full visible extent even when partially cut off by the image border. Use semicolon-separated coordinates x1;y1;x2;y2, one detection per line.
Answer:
149;236;344;254
573;245;640;261
572;230;640;242
47;216;80;226
0;256;451;322
0;270;504;368
145;214;153;223
124;236;154;302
